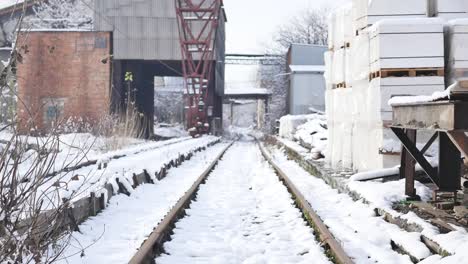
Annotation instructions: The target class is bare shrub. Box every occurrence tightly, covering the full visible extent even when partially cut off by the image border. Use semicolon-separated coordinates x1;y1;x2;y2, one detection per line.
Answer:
97;73;147;152
0;6;96;263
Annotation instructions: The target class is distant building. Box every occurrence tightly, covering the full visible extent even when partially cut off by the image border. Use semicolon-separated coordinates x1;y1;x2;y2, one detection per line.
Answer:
14;0;227;137
287;44;327;115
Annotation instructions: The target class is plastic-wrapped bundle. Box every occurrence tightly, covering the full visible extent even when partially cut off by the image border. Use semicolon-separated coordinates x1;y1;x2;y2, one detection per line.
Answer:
446;19;468;88
350;79;369;170
324;51;334;87
437;0;468;20
370;76;445;113
330;88;354;169
324;90;334;164
353;0;427;32
279;115;310;140
369;18;445;72
332;49;346;85
334;5;354;49
350;28;371;82
328;12;336;50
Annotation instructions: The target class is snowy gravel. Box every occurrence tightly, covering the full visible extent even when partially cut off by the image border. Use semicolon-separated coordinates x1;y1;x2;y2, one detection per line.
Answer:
157;142;331;264
56;142;231;264
269;147;432;263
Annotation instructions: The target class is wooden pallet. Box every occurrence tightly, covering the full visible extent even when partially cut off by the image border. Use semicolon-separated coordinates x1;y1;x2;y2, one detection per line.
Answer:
370;68;445;80
455;68;468;78
334;82;348;89
339;42;351;49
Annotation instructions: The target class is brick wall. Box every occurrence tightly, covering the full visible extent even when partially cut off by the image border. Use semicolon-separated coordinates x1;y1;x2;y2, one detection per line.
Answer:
16;31;112;134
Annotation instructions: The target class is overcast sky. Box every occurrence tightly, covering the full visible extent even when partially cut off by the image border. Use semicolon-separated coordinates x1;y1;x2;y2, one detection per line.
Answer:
223;0;350;54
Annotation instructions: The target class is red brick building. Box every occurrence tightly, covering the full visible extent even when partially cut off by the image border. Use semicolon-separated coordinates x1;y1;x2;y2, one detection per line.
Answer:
16;31;112;133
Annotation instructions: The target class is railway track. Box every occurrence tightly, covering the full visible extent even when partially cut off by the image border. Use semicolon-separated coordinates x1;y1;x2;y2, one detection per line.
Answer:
130;141;352;264
264;141;464;263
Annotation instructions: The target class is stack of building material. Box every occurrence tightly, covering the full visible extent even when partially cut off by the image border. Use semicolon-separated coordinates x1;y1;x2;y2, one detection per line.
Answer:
369;18;445;74
326;5;355;169
325;1;449;172
446;19;468;97
352;0;428;32
436;0;468;20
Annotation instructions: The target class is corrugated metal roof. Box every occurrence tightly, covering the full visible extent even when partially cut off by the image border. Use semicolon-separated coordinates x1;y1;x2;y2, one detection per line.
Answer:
94;0;226;61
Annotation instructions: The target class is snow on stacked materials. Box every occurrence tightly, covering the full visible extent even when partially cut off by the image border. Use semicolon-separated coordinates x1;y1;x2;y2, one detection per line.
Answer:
369;18;445;73
326;8;449;172
278;115;310;140
352;0;428;32
436;0;468;20
294;114;328;160
278;114;329;160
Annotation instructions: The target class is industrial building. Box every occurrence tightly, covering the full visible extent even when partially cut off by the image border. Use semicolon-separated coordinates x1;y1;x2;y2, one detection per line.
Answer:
14;0;227;137
287;44;327;115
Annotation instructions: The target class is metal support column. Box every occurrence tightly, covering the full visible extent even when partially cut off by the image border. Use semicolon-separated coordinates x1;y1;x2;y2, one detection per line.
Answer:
438;132;462;192
399;129;418;198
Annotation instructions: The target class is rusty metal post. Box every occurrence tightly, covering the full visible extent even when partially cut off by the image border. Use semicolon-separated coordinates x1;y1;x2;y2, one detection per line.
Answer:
439;132;462;192
400;129;418;198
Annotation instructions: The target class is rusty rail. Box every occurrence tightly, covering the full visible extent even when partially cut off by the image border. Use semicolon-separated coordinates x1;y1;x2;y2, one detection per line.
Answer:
128;142;234;264
258;142;354;264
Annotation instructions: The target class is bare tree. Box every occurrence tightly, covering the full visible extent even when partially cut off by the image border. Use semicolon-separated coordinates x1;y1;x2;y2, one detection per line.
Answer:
273;7;330;51
27;0;93;29
0;5;98;263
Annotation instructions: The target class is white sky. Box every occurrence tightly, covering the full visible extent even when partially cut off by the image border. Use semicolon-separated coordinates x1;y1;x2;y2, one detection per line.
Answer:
223;0;350;54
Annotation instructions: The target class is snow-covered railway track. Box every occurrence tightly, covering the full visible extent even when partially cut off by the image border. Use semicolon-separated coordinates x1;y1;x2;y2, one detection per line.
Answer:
264;142;466;263
132;142;351;264
55;141;232;263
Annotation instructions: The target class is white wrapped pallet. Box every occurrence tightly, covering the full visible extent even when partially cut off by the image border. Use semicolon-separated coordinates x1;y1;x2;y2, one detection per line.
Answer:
350;28;371;82
324;51;334;87
351;79;369;170
324;90;334;164
334;5;354;49
370;77;445;113
279;115;310;140
353;0;428;32
369;18;445;72
328;12;336;50
330;88;354;169
437;0;468;20
332;48;346;85
446;19;468;87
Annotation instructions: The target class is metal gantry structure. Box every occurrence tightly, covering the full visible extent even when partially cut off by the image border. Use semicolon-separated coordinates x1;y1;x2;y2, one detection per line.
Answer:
175;0;222;134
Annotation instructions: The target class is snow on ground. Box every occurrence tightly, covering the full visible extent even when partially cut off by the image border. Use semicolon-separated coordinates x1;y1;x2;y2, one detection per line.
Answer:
0;130;191;176
347;179;432;211
42;136;220;205
270;147;432;263
154;124;189;139
55;142;230;264
157;142;331;264
0;0;24;10
279;114;328;160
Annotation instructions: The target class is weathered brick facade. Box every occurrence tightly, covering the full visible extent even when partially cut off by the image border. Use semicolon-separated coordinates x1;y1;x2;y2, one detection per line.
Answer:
16;31;112;134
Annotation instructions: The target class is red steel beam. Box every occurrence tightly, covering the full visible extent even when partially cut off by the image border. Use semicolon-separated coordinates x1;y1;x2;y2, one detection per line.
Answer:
175;0;221;134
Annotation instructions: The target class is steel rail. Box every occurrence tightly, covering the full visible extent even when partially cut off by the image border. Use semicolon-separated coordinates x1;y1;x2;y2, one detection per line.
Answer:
128;141;234;264
258;142;354;264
